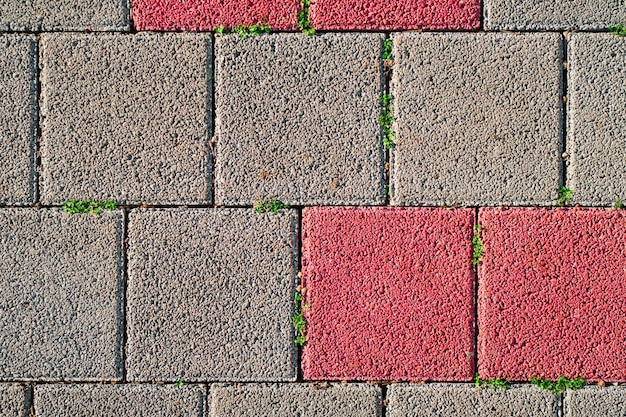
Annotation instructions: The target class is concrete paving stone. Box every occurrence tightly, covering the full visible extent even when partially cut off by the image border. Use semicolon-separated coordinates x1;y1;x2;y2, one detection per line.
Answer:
310;0;480;30
479;208;626;381
0;0;128;31
215;33;385;206
0;35;36;205
387;384;558;417
564;387;626;416
211;383;381;417
568;34;626;205
35;384;205;417
391;33;563;206
485;0;626;30
127;208;298;381
133;0;299;30
0;209;123;381
302;207;475;381
0;384;30;417
40;33;211;205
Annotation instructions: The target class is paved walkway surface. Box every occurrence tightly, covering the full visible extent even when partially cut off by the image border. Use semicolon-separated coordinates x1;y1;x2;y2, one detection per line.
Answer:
1;0;626;416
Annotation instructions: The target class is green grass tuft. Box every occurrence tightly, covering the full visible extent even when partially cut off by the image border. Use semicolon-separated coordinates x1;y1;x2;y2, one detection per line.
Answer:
214;23;270;38
557;186;573;207
292;288;309;346
614;200;623;209
472;225;484;266
382;38;393;60
62;199;115;215
253;199;290;214
175;380;184;387
609;24;626;36
379;94;396;149
530;376;586;393
297;0;316;36
474;374;510;390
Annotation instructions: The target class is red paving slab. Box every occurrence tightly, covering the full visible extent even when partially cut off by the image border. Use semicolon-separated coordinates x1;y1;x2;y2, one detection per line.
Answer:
309;0;481;30
301;207;475;381
479;208;626;382
132;0;300;31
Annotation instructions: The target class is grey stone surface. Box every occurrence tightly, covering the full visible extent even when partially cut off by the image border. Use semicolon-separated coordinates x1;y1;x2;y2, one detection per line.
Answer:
0;384;30;417
127;209;298;381
40;33;211;205
390;33;563;206
0;35;36;205
211;383;381;417
387;384;558;417
35;384;205;417
485;0;626;30
215;33;385;206
564;387;626;416
0;0;128;31
0;209;123;381
567;34;626;206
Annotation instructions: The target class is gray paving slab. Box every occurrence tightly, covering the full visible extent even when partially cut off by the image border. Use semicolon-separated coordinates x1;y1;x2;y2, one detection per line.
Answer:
564;387;626;416
35;384;205;417
0;209;123;381
0;384;30;417
567;34;626;206
387;384;558;417
211;383;381;417
390;33;563;206
40;33;211;205
0;0;129;31
0;35;36;205
485;0;626;30
127;209;298;382
215;33;385;206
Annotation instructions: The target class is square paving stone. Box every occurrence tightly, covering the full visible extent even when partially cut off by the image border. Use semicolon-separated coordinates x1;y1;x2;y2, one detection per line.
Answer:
0;384;30;417
564;387;626;417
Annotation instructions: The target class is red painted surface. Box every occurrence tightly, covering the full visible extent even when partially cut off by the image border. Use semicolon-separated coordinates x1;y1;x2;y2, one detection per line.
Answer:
132;0;300;31
309;0;481;30
301;207;475;381
479;208;626;382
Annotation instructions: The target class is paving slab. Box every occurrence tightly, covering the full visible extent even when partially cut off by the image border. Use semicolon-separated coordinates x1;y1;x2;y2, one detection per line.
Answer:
127;209;298;381
478;208;626;381
302;207;475;381
485;0;626;30
388;384;558;417
133;0;299;30
0;35;36;205
0;385;30;417
35;384;205;417
310;0;480;30
564;387;626;416
40;33;211;205
0;209;123;381
390;33;562;206
211;383;380;417
215;33;385;206
568;34;626;205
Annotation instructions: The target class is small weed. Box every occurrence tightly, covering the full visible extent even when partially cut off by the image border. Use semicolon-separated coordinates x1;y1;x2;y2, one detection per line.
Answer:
253;199;290;214
557;186;573;207
297;0;316;36
530;376;586;393
609;24;626;36
474;374;510;390
385;184;391;197
62;199;115;215
614;200;623;209
379;94;396;149
472;225;484;266
292;287;309;346
382;38;393;60
215;23;270;38
175;380;184;387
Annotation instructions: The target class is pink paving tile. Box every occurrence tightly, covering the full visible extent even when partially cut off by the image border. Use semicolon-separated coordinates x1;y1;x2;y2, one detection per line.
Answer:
301;207;475;381
479;208;626;382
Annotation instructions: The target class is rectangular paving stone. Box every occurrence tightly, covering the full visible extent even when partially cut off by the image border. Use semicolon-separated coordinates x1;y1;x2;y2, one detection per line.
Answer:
127;209;298;381
35;384;205;417
388;384;558;417
0;0;128;31
211;383;381;417
564;387;626;416
485;0;626;30
567;34;626;206
302;207;475;381
40;33;211;205
0;35;36;205
391;33;563;206
215;33;385;206
0;209;123;381
479;208;626;381
0;384;30;417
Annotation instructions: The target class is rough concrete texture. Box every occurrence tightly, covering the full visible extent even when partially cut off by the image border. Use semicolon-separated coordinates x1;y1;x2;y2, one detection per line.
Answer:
0;0;128;31
211;383;381;417
302;207;475;381
0;385;30;417
127;209;298;381
310;0;480;30
0;35;36;205
215;33;385;206
479;208;626;381
133;0;299;30
567;34;626;205
35;384;205;417
485;0;626;30
564;387;626;416
40;33;211;205
391;33;562;206
388;384;558;417
0;209;123;381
